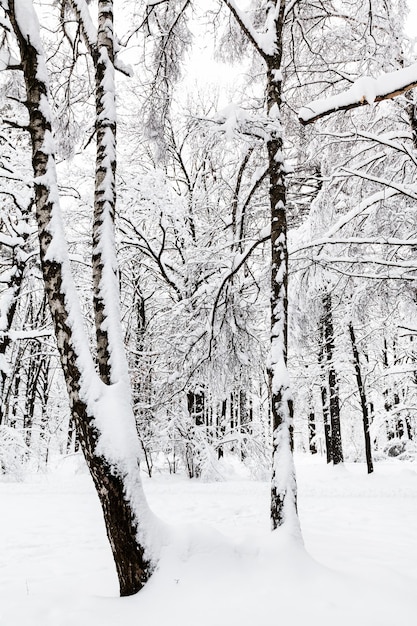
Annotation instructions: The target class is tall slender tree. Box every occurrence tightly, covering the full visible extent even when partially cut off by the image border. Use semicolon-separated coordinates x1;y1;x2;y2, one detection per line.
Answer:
220;0;298;530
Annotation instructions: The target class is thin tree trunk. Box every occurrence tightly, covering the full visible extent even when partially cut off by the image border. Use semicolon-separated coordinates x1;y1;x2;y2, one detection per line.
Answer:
217;399;227;459
382;337;399;440
187;389;205;426
38;355;51;466
322;292;343;465
221;0;299;531
239;389;250;460
318;341;332;463
92;0;119;385
322;385;332;464
23;343;39;448
348;322;373;474
266;2;298;531
0;248;28;425
308;410;317;455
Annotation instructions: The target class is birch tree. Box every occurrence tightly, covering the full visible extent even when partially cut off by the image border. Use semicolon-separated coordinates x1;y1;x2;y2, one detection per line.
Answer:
219;0;299;530
2;0;160;595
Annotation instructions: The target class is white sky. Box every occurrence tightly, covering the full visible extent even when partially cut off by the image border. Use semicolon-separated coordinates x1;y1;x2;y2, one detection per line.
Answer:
406;1;417;37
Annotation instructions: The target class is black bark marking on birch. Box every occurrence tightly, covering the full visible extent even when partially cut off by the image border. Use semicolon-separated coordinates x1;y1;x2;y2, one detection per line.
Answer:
319;324;332;463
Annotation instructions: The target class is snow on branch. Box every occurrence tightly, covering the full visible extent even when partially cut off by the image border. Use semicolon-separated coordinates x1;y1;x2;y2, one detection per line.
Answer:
67;0;96;50
284;0;301;17
222;0;277;58
208;103;278;143
67;0;133;76
292;254;417;282
299;62;417;125
290;236;417;256
208;228;270;356
0;232;25;247
5;329;52;341
318;187;399;239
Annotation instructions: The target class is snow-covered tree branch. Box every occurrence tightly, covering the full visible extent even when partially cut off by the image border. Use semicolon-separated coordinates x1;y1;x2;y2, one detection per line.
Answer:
299;62;417;125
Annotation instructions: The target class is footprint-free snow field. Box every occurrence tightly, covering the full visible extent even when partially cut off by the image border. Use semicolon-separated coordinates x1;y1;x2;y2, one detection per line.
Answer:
1;456;416;626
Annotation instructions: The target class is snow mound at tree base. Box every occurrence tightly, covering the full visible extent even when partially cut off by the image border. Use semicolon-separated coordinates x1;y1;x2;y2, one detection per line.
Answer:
1;461;416;626
1;522;414;626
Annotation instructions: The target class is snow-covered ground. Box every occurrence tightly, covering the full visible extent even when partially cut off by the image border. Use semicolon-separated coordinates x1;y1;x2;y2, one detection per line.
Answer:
1;455;416;625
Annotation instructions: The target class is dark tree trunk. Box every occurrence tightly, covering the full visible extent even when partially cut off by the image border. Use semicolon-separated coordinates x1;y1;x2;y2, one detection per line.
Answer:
230;391;235;433
0;369;7;427
239;389;251;460
348;322;373;474
405;416;413;440
322;387;332;464
319;340;332;463
322;292;343;465
3;341;25;429
217;399;227;459
265;2;298;531
23;342;42;447
405;89;417;150
382;337;401;440
308;410;317;455
187;389;205;426
37;355;51;465
0;247;28;425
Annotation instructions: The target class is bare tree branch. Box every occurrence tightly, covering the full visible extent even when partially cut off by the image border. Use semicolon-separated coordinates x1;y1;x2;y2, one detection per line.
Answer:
221;0;269;59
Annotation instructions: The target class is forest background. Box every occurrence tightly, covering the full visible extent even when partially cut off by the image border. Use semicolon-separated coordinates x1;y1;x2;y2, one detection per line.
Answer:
1;0;416;480
1;0;417;612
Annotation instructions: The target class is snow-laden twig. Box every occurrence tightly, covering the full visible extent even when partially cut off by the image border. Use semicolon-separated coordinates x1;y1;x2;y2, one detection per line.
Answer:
290;236;417;256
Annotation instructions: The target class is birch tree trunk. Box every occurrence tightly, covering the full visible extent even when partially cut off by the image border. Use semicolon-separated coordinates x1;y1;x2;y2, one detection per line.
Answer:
92;0;119;385
266;5;298;531
308;409;317;455
222;0;299;530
